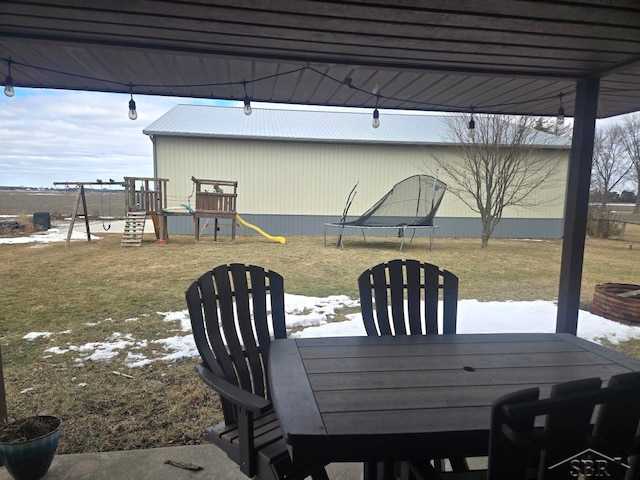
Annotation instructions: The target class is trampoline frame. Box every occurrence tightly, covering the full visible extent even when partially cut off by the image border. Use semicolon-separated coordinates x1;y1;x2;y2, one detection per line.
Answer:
323;223;441;251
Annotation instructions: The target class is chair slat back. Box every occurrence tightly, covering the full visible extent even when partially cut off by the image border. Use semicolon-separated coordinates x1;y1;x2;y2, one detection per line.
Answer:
186;263;286;423
490;372;640;480
594;372;640;442
540;377;604;471
358;259;458;336
487;387;540;480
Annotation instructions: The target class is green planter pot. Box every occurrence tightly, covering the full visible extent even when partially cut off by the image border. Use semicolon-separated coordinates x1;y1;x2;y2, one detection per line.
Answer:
0;415;61;480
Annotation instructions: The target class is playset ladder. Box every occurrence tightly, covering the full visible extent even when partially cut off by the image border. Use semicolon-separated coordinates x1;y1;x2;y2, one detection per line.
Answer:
121;211;147;247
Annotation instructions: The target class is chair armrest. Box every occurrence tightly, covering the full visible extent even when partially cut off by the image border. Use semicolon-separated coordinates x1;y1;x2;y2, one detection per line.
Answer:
195;363;272;416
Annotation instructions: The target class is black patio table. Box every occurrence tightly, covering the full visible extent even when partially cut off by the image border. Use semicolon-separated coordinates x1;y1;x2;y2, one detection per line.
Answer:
267;333;640;468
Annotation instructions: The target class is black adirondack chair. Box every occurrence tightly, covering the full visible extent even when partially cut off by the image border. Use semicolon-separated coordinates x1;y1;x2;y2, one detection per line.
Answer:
358;259;462;476
358;259;458;336
185;263;330;480
407;371;640;480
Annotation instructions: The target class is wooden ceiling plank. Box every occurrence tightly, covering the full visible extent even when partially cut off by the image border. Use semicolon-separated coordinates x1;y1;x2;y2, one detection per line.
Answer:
351;0;640;26
182;1;640;44
6;16;629;73
7;0;640;40
1;24;618;83
4;2;640;56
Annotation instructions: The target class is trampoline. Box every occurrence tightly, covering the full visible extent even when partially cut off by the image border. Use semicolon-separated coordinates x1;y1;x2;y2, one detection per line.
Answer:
324;174;446;251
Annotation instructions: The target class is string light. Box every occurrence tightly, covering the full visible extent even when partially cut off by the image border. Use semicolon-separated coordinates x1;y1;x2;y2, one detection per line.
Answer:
4;57;14;97
557;93;565;126
243;81;252;116
372;108;380;128
128;86;137;120
372;96;380;128
468;106;475;139
1;56;580;117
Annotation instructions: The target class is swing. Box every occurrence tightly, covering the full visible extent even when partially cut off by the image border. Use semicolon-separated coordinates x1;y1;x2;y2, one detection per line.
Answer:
98;179;112;231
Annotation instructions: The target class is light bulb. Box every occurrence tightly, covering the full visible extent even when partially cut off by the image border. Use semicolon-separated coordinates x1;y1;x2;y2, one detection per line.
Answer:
557;106;565;126
372;108;380;128
128;98;137;120
468;117;475;139
244;97;252;116
4;75;14;97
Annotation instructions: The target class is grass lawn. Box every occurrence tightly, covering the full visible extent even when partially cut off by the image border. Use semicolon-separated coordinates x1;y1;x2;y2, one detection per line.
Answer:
0;230;639;454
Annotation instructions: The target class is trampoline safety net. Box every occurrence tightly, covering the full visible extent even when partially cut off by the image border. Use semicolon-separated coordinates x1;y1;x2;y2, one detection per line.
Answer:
344;174;446;227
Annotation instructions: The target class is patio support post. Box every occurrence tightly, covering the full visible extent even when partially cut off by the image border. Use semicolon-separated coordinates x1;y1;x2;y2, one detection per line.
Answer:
0;345;7;422
556;77;600;334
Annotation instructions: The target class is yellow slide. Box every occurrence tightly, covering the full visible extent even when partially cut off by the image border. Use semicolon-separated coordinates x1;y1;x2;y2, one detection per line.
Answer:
236;214;286;244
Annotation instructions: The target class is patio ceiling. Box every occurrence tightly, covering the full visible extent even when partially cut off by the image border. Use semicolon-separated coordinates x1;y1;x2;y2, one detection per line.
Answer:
2;1;640;118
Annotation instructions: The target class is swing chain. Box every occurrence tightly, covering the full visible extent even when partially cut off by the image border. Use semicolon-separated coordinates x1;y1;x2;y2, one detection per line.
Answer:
98;179;112;231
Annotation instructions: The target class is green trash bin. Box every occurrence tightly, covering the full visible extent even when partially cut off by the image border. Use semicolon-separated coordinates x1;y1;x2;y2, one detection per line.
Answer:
33;212;51;231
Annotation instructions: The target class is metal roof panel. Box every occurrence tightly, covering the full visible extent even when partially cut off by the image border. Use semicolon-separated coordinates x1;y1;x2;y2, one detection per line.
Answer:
143;105;570;147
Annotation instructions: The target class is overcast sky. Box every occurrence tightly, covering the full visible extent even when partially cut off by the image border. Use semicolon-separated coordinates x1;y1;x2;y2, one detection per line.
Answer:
0;89;230;188
0;88;632;188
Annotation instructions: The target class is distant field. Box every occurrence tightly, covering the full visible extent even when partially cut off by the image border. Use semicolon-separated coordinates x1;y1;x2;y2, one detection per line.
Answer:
3;190;637;219
1;190;638;242
610;204;636;214
0;189;127;219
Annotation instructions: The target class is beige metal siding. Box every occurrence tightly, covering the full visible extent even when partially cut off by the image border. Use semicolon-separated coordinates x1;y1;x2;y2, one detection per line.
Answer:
154;136;568;220
425;146;568;219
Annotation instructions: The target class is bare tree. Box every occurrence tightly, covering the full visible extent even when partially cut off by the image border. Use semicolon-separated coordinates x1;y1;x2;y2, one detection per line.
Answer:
591;124;633;208
428;114;565;248
620;114;640;213
534;116;573;138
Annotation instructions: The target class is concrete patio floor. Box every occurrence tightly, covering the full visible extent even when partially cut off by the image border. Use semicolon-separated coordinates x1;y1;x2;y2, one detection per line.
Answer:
0;444;364;480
